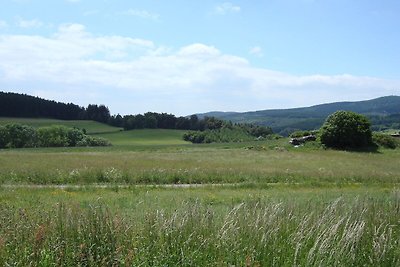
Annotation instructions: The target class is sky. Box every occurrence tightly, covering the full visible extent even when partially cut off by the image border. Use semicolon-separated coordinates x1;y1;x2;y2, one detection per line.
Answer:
0;0;399;116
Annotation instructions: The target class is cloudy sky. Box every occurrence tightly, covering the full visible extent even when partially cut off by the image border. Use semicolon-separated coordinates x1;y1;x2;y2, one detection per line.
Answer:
0;0;399;115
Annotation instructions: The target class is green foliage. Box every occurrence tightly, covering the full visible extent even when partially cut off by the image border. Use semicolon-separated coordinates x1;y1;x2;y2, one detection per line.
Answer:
3;123;37;148
265;133;283;140
183;128;259;144
0;117;122;134
37;126;71;147
320;111;373;149
198;96;400;135
0;123;110;149
67;128;86;146
373;133;398;149
0;125;8;148
183;120;273;144
77;135;111;147
183;131;206;143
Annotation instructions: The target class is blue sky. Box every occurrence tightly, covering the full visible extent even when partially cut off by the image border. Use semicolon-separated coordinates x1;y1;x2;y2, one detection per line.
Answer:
0;0;399;115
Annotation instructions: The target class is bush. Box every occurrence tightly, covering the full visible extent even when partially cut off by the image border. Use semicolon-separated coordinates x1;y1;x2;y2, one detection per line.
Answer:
4;123;37;148
320;111;372;149
67;127;86;146
247;125;273;137
183;131;206;143
37;125;70;147
0;125;9;148
0;123;111;148
372;133;398;149
77;135;111;147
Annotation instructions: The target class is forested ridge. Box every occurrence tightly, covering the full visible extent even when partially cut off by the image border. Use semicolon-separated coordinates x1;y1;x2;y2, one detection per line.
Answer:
0;91;272;135
5;91;398;137
197;95;400;134
0;91;110;122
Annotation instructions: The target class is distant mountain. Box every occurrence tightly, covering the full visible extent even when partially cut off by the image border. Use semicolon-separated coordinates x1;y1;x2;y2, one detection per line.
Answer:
196;96;400;135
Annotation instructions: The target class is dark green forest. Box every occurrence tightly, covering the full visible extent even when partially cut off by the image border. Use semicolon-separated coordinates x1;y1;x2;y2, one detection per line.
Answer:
0;91;272;137
2;91;399;137
197;96;400;135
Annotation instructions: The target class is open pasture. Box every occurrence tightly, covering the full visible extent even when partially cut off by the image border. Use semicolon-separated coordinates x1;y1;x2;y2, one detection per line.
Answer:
1;123;400;265
0;117;122;134
97;129;190;146
0;141;399;185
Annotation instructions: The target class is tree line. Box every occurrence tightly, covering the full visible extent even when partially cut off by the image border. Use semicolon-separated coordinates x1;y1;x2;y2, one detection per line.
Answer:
0;91;273;134
0;123;110;148
0;92;110;122
108;113;212;131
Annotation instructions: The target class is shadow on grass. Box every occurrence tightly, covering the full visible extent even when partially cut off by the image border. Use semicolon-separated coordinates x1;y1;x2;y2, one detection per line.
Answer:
332;143;381;154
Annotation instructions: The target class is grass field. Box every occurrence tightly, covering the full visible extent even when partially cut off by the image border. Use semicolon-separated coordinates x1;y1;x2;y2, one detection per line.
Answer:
0;186;399;266
0;117;123;134
1;118;400;265
97;129;189;146
0;141;399;185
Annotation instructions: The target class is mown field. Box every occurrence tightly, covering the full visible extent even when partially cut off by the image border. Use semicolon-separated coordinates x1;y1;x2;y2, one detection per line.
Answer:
97;129;189;146
0;117;122;134
1;118;400;265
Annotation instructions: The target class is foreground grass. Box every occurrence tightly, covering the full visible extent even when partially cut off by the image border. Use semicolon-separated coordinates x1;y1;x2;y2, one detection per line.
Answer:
0;117;122;134
0;186;399;266
0;142;399;185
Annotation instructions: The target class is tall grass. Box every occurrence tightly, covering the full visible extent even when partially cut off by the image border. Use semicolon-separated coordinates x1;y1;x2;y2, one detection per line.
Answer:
1;191;399;266
1;146;400;185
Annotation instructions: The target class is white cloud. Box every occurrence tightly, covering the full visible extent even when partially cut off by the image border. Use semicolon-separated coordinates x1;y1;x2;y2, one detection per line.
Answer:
178;43;220;58
16;18;43;28
0;25;399;115
214;2;241;15
249;46;263;57
121;9;160;20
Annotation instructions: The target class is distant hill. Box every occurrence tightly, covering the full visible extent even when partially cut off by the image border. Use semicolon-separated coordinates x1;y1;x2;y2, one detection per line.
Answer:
196;96;400;135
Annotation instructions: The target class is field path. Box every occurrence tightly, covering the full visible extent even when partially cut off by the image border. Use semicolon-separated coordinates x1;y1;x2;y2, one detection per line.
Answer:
0;183;232;189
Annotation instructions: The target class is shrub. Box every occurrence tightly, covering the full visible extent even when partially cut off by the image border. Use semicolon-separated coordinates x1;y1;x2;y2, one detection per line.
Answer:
183;131;206;143
320;111;372;149
0;125;9;148
247;125;273;137
4;123;37;148
373;133;398;149
77;135;111;147
0;123;111;148
37;125;70;147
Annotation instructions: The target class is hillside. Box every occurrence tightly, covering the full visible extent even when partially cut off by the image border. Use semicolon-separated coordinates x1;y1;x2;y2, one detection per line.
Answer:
97;129;189;146
0;117;122;134
196;96;400;135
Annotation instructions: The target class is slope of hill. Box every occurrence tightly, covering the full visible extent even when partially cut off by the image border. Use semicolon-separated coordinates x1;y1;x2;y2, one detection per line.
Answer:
97;129;189;146
0;117;122;134
196;96;400;135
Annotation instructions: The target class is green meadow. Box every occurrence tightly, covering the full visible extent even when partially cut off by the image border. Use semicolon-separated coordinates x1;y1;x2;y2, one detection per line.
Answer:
1;186;399;266
1;118;400;265
97;128;190;146
0;117;122;134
